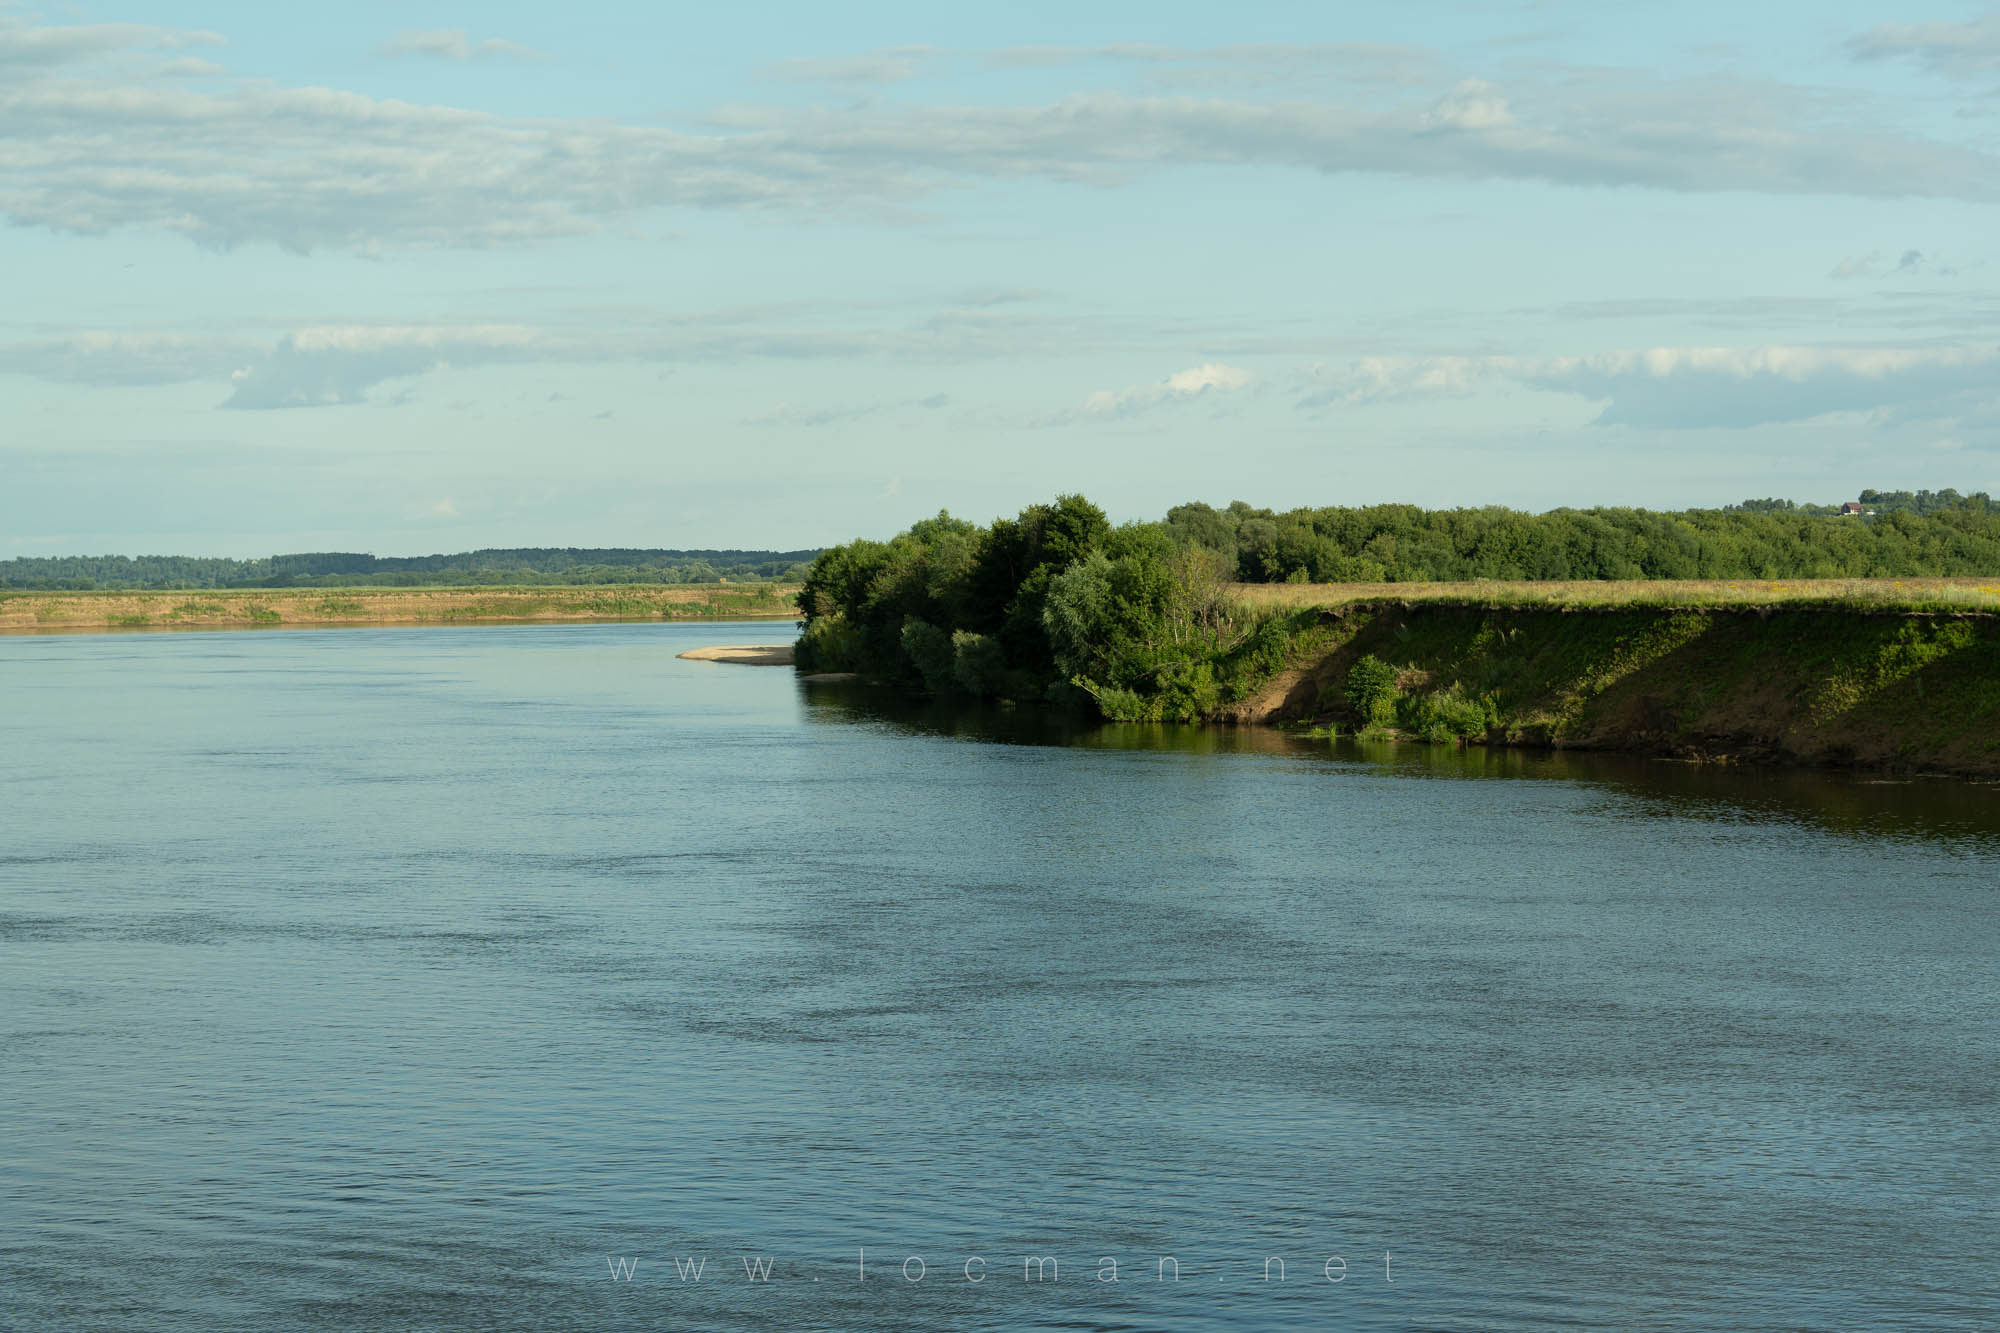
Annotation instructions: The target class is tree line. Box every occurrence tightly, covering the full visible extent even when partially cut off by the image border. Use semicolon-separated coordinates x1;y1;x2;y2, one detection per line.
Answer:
1165;491;1998;583
0;548;820;590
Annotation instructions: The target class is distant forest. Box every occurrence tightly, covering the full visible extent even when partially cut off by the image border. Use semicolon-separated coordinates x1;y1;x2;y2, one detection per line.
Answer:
0;548;820;590
7;489;1995;590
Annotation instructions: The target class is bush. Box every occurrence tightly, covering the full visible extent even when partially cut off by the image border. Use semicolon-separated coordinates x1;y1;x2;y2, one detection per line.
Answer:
795;612;861;673
1344;654;1400;725
951;630;1009;696
900;618;957;692
1153;660;1221;722
1090;683;1149;721
1395;685;1494;743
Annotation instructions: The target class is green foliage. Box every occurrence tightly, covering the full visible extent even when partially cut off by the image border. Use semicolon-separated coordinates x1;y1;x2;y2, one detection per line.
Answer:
1160;492;2000;583
794;612;861;674
1044;551;1116;680
800;487;2000;728
899;618;957;691
1238;615;1296;681
1152;660;1221;722
796;494;1290;720
1800;617;1983;723
1394;685;1496;743
1344;654;1400;725
950;631;1009;696
1857;488;1979;517
1086;682;1150;721
1286;603;2000;773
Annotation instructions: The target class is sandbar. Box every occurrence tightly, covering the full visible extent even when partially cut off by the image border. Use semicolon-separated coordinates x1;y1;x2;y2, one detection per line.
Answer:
676;644;795;665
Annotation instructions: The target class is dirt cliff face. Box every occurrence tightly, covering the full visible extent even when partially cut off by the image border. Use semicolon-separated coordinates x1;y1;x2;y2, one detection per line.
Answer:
1243;604;2000;777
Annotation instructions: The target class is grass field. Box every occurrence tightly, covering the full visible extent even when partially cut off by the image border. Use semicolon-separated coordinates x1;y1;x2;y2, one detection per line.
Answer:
1231;577;2000;614
0;584;802;633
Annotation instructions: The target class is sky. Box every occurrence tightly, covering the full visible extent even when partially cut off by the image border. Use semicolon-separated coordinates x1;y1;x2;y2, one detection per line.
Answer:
3;1;1998;557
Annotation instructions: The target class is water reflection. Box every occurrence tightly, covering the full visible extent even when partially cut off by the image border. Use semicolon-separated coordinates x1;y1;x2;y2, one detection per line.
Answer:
800;676;2000;850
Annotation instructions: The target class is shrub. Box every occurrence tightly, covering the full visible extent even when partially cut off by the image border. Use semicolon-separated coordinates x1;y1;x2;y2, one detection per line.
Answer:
900;618;957;691
795;613;861;673
951;630;1009;696
1395;685;1494;743
1153;660;1221;722
1344;654;1400;724
1090;683;1149;721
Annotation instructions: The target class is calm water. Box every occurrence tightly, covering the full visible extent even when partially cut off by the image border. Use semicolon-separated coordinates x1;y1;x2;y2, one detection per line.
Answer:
3;621;1997;1332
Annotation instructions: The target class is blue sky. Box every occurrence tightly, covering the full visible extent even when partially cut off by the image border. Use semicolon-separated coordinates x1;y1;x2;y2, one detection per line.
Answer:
3;1;1997;556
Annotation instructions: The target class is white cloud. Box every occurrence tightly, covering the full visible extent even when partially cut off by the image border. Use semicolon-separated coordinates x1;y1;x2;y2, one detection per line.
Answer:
765;46;936;85
744;401;881;428
982;41;1445;88
379;29;549;62
1527;345;2000;428
1849;13;2000;80
1309;355;1505;404
223;325;546;408
0;296;1076;407
0;21;222;68
1164;363;1253;394
745;392;955;427
1305;344;2000;430
0;330;256;385
157;57;227;78
1830;251;1884;279
1420;79;1513;131
5;17;1999;255
1082;362;1253;417
1828;248;1959;280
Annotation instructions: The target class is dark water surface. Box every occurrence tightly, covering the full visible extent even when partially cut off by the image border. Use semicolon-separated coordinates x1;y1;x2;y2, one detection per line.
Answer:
3;622;1996;1332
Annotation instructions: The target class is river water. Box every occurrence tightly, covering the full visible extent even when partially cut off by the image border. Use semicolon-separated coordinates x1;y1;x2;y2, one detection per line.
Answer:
3;621;1996;1331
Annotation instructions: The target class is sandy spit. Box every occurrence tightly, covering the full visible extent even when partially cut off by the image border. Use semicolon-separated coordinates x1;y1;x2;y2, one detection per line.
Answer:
676;644;796;665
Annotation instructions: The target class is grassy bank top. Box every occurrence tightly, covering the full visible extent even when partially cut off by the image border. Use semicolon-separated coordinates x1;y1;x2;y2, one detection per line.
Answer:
0;584;802;633
1233;577;2000;614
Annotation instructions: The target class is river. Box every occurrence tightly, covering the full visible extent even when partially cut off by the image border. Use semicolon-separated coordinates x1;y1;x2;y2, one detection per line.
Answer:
3;621;1995;1331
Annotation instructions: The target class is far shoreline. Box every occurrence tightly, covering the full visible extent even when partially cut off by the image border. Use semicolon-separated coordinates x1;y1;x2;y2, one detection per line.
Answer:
0;584;803;636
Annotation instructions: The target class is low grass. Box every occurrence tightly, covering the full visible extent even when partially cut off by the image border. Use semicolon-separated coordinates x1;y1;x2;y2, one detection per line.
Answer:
313;598;366;617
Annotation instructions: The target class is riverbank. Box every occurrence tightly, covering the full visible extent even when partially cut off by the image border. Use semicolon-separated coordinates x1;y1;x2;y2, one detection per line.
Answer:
1233;601;2000;776
0;584;801;633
